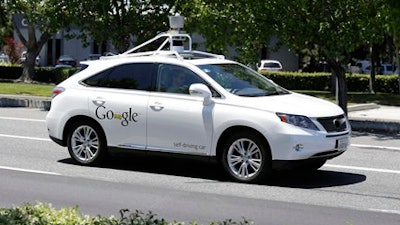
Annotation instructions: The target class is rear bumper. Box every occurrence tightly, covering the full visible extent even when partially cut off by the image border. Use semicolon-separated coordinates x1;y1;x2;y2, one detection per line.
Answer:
49;135;66;147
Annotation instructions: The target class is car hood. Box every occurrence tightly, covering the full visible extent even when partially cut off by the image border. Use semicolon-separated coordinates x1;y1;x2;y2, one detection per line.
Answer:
232;92;345;118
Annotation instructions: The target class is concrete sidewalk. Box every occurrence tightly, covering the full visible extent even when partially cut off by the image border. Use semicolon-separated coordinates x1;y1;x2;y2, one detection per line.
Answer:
348;103;400;134
0;94;399;134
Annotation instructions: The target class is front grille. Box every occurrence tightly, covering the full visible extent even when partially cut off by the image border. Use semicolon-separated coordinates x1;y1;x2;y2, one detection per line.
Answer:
317;115;348;132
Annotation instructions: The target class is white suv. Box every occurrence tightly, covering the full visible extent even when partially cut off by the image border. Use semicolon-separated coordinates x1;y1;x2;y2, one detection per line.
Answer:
46;28;350;184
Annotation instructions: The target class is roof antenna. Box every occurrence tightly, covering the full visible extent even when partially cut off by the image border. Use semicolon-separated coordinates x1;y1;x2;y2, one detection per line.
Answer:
168;15;185;53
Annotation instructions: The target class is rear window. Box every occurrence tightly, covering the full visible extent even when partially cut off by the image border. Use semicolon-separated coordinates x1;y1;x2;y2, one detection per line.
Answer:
82;63;154;90
263;62;281;68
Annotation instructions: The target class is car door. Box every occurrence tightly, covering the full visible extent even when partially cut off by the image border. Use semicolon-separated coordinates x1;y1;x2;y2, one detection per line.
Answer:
147;63;214;155
84;63;155;149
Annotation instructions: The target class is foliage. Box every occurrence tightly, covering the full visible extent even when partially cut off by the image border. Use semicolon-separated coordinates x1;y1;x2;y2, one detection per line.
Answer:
0;202;254;225
270;0;390;113
34;67;78;84
0;1;13;39
0;65;77;85
264;72;331;91
176;0;275;64
7;0;76;82
2;37;24;63
65;0;175;53
261;71;399;94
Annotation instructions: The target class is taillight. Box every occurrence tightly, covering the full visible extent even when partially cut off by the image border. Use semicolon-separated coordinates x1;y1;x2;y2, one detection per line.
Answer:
52;87;65;98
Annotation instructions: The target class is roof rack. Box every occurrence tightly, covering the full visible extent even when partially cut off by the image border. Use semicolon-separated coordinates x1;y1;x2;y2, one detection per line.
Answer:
100;16;225;61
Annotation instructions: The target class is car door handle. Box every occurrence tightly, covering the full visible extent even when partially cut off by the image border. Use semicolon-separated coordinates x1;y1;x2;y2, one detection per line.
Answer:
92;99;105;106
150;102;164;111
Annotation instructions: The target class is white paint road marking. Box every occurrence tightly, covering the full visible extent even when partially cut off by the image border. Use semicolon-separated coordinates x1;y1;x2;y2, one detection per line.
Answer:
351;144;400;152
325;164;400;175
0;134;51;142
0;166;60;175
368;208;400;215
0;116;45;122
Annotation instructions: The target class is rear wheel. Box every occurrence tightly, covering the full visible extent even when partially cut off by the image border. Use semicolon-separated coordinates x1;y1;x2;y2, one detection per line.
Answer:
67;120;107;166
221;131;271;183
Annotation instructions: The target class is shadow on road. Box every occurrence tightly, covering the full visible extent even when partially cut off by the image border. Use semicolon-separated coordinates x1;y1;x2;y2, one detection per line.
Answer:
59;151;366;188
267;170;366;188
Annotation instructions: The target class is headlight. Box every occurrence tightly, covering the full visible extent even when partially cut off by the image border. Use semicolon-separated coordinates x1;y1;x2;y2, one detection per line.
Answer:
276;113;319;131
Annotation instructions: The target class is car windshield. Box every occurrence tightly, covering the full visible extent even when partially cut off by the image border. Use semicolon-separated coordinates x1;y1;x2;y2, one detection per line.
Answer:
198;63;289;97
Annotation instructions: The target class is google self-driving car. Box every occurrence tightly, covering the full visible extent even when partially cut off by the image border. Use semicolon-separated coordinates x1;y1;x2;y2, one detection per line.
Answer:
46;17;350;183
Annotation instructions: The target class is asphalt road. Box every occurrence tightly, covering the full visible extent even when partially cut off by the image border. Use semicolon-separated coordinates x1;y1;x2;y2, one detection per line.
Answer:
0;107;399;225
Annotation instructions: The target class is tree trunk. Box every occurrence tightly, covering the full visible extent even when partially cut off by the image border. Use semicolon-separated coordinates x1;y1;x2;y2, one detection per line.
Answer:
369;44;378;94
19;51;37;83
14;22;51;83
328;60;348;115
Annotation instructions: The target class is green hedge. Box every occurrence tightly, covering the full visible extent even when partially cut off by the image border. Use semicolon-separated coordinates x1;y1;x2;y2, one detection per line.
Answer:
1;66;399;93
0;66;22;80
264;72;332;91
262;71;400;94
0;202;253;225
0;66;78;84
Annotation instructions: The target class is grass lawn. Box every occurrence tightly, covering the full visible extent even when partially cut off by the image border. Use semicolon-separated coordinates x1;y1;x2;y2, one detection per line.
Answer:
0;82;399;106
0;82;54;97
295;90;400;106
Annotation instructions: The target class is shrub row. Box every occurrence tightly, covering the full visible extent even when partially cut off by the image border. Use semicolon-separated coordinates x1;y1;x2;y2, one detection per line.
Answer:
0;202;253;225
0;66;78;84
262;72;400;94
1;66;399;93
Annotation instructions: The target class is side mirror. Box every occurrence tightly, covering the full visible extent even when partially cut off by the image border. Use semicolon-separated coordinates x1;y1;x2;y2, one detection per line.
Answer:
189;83;213;105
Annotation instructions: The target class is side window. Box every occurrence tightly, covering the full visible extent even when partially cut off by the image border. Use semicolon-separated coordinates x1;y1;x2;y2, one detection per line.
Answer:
156;64;205;94
83;63;154;90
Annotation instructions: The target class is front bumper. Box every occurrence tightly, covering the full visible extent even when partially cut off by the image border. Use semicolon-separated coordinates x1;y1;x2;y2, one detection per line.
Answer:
272;150;345;170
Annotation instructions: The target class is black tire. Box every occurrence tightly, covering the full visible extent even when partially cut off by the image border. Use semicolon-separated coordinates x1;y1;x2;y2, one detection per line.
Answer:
221;131;272;183
67;120;108;166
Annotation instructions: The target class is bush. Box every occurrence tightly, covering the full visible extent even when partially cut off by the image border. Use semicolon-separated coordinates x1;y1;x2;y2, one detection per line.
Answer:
34;67;56;83
0;202;254;225
0;66;22;80
0;66;78;84
264;72;331;91
261;71;399;94
52;67;78;84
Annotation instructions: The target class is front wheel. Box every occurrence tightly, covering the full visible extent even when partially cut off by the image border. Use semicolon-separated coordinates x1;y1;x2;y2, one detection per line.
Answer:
67;120;107;166
221;131;271;183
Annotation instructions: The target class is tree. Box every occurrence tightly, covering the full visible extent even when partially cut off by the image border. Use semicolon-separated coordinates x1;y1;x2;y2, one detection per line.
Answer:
0;2;11;38
7;0;73;82
273;0;383;114
385;0;400;94
65;0;176;54
362;0;388;93
176;0;276;64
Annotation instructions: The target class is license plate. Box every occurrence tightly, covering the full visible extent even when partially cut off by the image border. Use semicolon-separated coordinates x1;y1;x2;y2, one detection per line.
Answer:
337;138;349;150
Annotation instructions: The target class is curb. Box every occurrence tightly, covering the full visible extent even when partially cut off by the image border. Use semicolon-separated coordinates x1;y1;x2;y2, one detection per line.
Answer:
349;119;400;134
347;103;380;112
0;94;51;111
